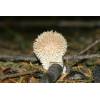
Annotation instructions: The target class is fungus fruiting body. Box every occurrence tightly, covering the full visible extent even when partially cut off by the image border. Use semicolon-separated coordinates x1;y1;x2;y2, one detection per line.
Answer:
33;31;67;73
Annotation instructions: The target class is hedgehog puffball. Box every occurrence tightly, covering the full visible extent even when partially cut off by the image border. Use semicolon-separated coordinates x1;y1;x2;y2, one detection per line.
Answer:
33;31;67;72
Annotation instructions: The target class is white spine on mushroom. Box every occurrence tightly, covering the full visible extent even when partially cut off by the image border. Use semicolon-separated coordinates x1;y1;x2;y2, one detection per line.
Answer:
33;31;67;72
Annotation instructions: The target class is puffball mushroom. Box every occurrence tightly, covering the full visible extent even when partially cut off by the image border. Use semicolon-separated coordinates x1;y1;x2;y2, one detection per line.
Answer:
33;31;67;73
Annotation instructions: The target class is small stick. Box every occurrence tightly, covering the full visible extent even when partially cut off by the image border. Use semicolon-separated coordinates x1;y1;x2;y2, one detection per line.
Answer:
79;39;100;55
0;54;100;62
0;55;38;62
0;70;38;80
64;54;100;61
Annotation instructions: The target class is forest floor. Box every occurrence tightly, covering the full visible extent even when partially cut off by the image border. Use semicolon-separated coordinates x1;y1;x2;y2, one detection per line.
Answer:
0;28;100;83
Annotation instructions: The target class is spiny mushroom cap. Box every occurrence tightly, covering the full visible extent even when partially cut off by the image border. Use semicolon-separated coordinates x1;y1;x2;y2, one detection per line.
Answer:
33;31;67;70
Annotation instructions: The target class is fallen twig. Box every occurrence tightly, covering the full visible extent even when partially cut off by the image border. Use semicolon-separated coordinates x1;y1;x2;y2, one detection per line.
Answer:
64;54;100;61
79;39;100;55
0;54;100;62
0;55;38;62
0;70;39;80
0;71;34;80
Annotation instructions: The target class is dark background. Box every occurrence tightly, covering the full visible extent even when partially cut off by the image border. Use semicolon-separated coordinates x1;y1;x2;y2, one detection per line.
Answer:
0;16;100;55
